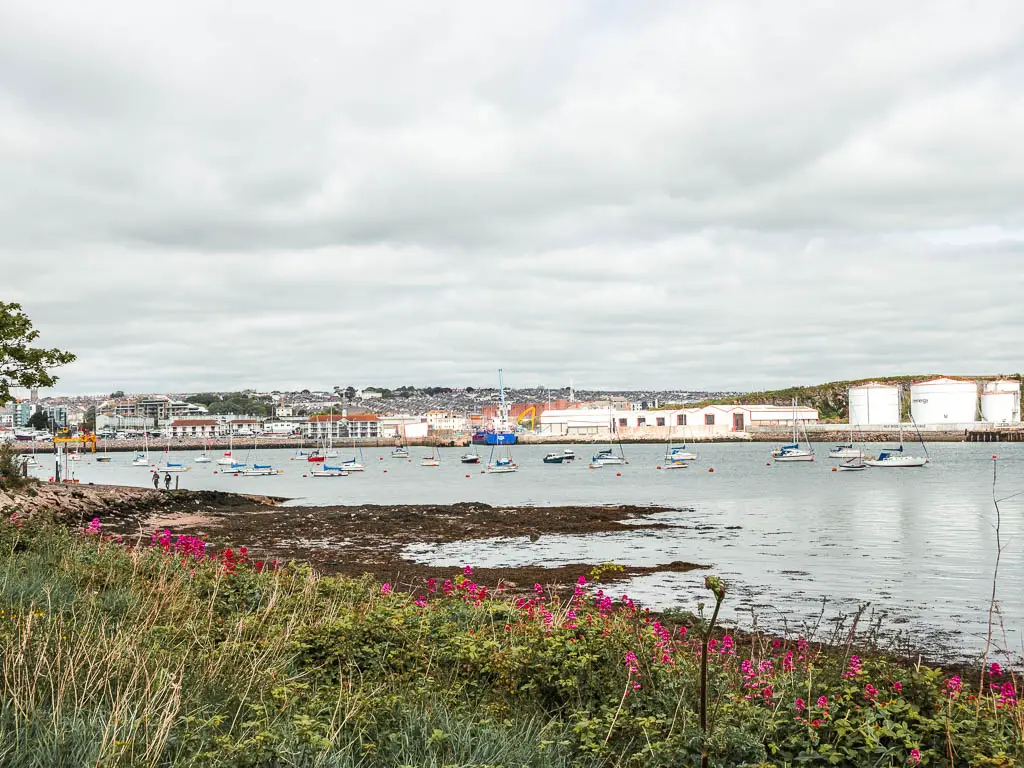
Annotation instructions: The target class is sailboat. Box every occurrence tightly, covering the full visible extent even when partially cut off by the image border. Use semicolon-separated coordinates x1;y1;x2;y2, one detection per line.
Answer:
157;437;187;472
591;408;626;467
216;434;237;466
96;435;112;462
195;439;212;463
664;426;697;468
865;389;928;468
132;432;151;466
239;438;278;476
485;442;517;473
421;444;441;467
391;428;410;459
771;399;814;462
828;423;863;460
310;464;349;477
339;437;366;471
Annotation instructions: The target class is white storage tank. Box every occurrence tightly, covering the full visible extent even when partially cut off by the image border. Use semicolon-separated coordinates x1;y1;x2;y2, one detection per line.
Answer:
981;380;1021;424
910;378;978;425
847;382;900;426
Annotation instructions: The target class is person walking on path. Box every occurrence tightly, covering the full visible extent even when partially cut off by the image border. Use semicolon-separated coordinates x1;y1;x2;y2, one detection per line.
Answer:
152;471;160;490
164;472;171;490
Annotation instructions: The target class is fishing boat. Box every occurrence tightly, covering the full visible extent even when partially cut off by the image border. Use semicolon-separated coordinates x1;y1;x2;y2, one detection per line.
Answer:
864;387;929;468
460;452;481;464
486;443;518;473
310;465;349;477
828;424;863;460
422;445;441;467
472;369;517;445
542;452;566;464
772;399;814;462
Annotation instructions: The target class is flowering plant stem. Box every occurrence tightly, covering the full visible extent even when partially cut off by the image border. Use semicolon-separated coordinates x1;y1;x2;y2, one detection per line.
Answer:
701;576;726;768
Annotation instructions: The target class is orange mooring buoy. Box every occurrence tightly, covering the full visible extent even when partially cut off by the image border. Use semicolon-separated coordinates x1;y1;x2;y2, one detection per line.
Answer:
708;467;714;472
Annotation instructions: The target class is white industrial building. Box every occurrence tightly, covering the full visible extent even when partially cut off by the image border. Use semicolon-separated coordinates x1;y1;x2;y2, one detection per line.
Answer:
981;380;1021;424
910;378;978;425
848;383;901;426
538;404;818;438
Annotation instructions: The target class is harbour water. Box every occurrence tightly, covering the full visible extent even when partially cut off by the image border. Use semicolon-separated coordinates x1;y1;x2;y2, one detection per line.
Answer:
45;441;1024;659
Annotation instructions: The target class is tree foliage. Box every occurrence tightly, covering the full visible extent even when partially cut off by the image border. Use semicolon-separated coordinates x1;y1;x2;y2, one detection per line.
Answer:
0;302;75;406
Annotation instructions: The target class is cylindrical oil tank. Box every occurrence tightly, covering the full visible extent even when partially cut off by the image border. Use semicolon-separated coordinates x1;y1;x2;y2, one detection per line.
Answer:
910;378;978;425
981;380;1021;423
848;383;900;425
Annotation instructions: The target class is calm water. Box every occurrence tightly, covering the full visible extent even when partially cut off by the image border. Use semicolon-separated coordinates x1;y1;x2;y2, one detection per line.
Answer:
42;442;1024;658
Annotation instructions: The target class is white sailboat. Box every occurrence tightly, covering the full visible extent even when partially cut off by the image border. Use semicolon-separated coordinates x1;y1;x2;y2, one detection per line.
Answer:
828;422;863;460
157;437;187;472
239;438;279;476
132;432;151;466
216;434;236;466
421;444;440;467
865;389;928;468
663;426;697;468
592;408;626;467
772;399;814;462
340;438;365;471
485;442;517;473
195;439;212;463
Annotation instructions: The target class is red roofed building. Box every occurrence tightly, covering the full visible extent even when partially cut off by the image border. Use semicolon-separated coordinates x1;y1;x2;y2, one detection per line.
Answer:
169;419;221;438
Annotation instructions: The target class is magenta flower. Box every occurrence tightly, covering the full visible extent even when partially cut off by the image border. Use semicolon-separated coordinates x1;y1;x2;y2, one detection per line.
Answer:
816;695;828;709
577;575;586;585
795;698;806;712
380;583;392;596
893;681;903;694
990;662;1002;678
463;565;473;576
946;676;962;696
864;683;878;701
413;595;426;608
843;654;862;679
909;748;921;765
533;583;544;596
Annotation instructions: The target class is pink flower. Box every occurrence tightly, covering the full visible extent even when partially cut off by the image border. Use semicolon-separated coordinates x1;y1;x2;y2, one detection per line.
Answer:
380;583;392;596
533;583;544;596
816;695;828;709
84;517;101;534
893;681;903;694
795;698;806;712
864;683;878;701
414;595;426;607
463;565;473;576
909;748;921;765
843;654;862;679
722;634;734;652
946;676;962;696
577;575;586;585
990;662;1002;678
426;577;436;592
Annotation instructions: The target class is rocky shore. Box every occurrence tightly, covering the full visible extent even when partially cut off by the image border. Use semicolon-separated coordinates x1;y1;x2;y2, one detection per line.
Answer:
0;482;706;590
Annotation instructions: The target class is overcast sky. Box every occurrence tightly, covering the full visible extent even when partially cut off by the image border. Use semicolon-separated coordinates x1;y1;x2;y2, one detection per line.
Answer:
3;1;1024;394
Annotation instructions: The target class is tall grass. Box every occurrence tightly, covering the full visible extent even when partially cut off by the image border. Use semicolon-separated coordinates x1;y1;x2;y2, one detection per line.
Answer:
0;515;1021;767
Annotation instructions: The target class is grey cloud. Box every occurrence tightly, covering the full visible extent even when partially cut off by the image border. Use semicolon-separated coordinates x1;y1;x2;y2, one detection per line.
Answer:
2;2;1024;393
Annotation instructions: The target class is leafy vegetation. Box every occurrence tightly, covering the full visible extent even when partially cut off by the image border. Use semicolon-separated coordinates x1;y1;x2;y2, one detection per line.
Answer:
0;301;75;407
185;392;274;417
0;515;1020;767
0;444;30;492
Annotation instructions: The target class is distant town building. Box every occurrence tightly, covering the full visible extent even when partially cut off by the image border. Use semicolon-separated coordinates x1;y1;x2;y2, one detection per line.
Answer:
425;410;468;433
303;413;380;440
11;401;38;428
538;404;818;437
113;396;208;422
229;419;262;435
169;419;221;438
274;405;294;418
41;405;68;429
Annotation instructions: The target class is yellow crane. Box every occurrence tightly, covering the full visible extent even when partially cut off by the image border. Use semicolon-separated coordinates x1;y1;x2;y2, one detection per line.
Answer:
53;431;97;452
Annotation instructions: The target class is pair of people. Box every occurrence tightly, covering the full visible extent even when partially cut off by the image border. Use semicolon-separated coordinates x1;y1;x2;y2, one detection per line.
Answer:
152;472;173;490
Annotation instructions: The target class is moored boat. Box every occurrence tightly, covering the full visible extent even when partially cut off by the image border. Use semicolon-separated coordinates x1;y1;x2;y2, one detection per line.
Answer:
543;452;565;464
311;465;349;477
772;399;815;462
460;452;481;464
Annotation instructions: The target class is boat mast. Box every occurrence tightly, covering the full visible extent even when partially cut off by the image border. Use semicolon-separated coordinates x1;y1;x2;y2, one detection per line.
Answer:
498;368;508;427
